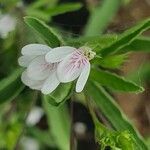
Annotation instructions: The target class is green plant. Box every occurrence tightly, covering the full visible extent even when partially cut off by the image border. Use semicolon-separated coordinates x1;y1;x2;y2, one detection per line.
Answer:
0;1;150;150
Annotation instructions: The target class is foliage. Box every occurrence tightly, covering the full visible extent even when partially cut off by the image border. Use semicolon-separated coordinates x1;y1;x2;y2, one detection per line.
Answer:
0;0;150;150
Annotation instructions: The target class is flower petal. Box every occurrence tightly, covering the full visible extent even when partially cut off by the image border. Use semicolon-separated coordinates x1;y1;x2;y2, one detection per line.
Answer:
57;51;87;83
31;84;43;90
21;71;44;90
41;71;60;94
27;56;54;80
0;14;16;38
76;62;90;93
22;44;51;56
45;46;76;63
18;55;36;67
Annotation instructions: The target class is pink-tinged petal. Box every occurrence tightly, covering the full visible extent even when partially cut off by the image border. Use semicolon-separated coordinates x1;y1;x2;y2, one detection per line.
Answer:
45;46;76;63
41;71;60;94
18;55;36;67
21;71;44;90
76;62;90;93
27;56;55;81
57;50;88;83
22;44;51;56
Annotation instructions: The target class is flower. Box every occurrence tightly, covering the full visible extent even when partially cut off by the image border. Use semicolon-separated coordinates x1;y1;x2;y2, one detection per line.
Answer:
45;46;96;92
26;106;44;126
0;14;16;38
19;44;95;94
18;44;60;94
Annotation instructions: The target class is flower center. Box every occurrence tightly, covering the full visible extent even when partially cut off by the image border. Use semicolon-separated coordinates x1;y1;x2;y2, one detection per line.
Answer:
79;46;96;60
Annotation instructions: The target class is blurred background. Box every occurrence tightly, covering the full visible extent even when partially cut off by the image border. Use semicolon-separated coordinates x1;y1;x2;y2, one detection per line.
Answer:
0;0;150;150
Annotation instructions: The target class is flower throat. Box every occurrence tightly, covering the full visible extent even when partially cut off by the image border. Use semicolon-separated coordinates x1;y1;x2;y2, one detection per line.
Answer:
79;46;96;60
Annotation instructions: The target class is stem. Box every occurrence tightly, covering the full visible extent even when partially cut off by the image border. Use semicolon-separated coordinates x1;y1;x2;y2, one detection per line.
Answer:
84;0;121;36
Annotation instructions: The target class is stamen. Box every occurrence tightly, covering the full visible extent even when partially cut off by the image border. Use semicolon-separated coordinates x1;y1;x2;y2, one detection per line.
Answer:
65;50;88;74
79;46;96;60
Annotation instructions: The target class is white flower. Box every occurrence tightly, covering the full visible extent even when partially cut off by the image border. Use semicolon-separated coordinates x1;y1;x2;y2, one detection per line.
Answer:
21;137;40;150
18;44;60;94
19;44;95;94
0;14;16;38
26;106;44;126
45;46;96;92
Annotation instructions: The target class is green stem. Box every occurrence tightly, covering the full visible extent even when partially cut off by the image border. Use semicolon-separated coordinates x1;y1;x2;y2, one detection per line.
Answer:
84;0;121;36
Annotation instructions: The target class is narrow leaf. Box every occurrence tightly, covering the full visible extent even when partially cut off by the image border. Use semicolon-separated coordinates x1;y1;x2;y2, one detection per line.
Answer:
24;16;62;47
100;18;150;56
0;68;24;104
90;68;144;93
122;36;150;52
43;98;70;150
67;34;118;51
26;3;82;21
27;0;54;9
45;3;82;16
26;9;50;21
86;82;148;150
68;35;150;53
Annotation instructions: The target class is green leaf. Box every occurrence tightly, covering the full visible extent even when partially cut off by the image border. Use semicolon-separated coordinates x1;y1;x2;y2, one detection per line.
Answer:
91;54;128;69
26;3;82;21
45;3;82;16
26;9;51;21
84;0;121;36
26;0;55;9
68;35;150;54
100;18;150;56
43;99;70;150
24;16;62;47
44;83;73;106
0;68;24;104
86;82;148;150
90;68;144;93
67;34;118;51
122;36;150;52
